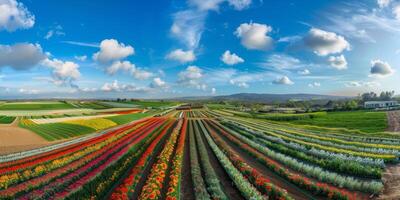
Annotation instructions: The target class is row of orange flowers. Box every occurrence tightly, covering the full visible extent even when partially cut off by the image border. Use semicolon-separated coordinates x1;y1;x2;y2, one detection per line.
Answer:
165;119;187;200
138;119;184;200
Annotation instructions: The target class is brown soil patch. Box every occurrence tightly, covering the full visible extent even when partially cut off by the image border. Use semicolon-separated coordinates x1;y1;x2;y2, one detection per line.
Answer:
376;164;400;200
0;117;51;155
387;111;400;132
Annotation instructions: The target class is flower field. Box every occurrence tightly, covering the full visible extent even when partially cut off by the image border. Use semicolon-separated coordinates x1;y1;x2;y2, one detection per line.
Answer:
0;109;398;199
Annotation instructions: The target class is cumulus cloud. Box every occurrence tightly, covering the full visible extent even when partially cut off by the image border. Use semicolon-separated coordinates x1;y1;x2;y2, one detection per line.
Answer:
150;77;167;88
42;58;81;87
166;49;196;63
101;80;149;93
221;50;244;65
132;68;153;80
178;65;206;89
328;54;348;70
0;43;46;70
370;59;394;77
0;0;35;32
308;82;321;88
106;61;134;75
272;76;294;85
235;22;273;50
303;28;350;56
93;39;134;63
298;69;311;75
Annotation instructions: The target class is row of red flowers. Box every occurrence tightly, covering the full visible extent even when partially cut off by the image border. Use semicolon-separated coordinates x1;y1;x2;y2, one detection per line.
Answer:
0;118;164;198
109;120;178;200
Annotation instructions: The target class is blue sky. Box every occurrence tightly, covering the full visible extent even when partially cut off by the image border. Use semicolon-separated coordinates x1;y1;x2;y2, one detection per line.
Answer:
0;0;399;99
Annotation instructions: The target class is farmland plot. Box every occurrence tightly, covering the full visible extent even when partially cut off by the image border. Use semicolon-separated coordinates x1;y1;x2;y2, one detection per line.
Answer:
0;110;398;200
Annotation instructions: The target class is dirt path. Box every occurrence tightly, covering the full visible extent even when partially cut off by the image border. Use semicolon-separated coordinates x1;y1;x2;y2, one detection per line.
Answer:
377;164;400;200
387;111;400;132
195;120;244;200
0;117;52;155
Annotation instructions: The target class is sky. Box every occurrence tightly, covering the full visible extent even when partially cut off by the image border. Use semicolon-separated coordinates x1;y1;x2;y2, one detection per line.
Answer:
0;0;399;99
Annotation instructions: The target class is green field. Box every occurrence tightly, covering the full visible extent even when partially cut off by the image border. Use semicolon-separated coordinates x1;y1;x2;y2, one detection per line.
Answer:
0;101;75;110
106;113;152;125
289;111;388;133
19;122;96;141
216;109;388;134
0;116;16;124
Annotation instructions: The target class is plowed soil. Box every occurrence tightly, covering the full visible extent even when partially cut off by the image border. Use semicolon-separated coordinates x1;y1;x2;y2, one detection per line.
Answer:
0;118;51;155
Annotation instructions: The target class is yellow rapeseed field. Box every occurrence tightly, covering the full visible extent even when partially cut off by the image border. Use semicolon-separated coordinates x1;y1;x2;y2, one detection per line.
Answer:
63;118;117;130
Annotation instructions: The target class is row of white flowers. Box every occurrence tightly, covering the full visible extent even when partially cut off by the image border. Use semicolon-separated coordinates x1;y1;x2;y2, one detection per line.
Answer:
221;121;384;194
198;120;266;200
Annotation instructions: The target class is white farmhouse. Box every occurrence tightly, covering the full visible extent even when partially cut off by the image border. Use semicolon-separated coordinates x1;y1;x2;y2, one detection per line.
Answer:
364;101;398;109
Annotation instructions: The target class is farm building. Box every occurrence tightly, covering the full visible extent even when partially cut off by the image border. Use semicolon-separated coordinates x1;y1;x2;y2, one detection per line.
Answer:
364;101;398;109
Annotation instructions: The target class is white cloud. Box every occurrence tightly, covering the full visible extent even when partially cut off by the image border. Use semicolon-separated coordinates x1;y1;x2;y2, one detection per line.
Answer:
93;39;134;63
308;82;321;88
189;0;224;11
235;22;273;50
393;5;400;20
188;0;251;11
227;0;251;10
211;87;216;94
0;43;46;70
328;54;348;70
0;0;35;32
264;54;301;69
345;81;380;88
378;0;391;8
272;76;294;85
150;77;167;88
101;80;149;93
132;68;153;80
178;65;205;88
221;50;244;65
229;79;249;88
171;10;206;49
74;55;87;61
106;60;134;75
44;25;65;40
303;28;350;56
166;49;196;63
298;69;311;75
42;58;81;87
370;59;394;77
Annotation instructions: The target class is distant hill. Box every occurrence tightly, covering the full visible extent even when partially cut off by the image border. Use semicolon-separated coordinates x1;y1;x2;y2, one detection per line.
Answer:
174;93;349;103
